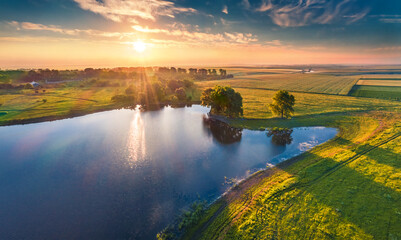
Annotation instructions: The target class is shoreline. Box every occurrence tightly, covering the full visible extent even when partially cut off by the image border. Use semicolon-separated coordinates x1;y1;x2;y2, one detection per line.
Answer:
0;101;201;127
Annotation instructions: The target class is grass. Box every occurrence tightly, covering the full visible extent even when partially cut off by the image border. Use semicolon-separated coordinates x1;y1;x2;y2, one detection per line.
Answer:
0;78;199;126
197;70;359;95
180;67;401;240
183;112;401;240
349;85;401;101
196;83;401;120
357;80;401;86
0;86;126;125
2;67;401;239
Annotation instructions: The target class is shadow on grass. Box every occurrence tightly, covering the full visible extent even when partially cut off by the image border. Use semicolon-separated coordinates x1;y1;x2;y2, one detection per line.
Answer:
191;136;401;240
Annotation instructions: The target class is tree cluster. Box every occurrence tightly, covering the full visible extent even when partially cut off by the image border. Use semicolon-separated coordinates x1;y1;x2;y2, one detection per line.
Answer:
201;85;243;117
156;67;233;81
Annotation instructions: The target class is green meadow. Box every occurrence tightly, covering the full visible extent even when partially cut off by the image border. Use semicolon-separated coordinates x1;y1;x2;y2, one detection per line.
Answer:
180;66;401;240
1;66;401;239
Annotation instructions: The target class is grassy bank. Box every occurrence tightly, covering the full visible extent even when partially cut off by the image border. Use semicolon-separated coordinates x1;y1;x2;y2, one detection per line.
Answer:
183;111;401;239
180;67;401;239
0;80;200;126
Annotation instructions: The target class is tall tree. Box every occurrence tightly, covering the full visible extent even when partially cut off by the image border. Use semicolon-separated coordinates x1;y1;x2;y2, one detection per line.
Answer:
269;90;295;118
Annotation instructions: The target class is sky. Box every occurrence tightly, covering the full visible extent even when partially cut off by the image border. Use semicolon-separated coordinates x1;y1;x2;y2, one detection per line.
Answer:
0;0;400;68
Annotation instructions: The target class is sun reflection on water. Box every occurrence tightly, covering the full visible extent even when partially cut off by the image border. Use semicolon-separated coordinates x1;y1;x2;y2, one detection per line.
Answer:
127;111;146;168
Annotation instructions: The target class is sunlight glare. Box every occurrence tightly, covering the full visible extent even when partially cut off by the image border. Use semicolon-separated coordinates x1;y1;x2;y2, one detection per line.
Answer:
133;40;146;53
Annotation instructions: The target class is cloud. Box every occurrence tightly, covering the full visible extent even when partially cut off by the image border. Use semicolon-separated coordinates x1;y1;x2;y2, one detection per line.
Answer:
132;25;168;33
132;24;258;44
255;0;369;27
7;21;137;40
224;32;258;43
73;0;197;22
6;20;258;46
380;18;401;23
222;5;228;14
241;0;251;9
256;0;273;12
9;21;80;35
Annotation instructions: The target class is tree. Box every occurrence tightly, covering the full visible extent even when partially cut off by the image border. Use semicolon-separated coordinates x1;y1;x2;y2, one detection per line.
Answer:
175;87;187;101
269;90;295;118
201;85;243;117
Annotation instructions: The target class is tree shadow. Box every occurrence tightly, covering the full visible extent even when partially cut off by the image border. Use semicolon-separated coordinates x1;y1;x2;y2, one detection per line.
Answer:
201;146;401;239
202;116;242;144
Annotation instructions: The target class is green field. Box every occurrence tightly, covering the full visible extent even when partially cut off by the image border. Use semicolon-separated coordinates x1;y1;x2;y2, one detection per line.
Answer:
349;85;401;100
2;67;401;240
198;68;359;95
177;66;401;240
183;113;401;239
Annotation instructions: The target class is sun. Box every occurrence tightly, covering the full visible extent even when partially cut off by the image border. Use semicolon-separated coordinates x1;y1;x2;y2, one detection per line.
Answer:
133;40;146;53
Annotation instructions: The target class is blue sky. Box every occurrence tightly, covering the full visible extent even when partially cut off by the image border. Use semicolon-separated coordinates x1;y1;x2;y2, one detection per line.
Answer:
0;0;400;67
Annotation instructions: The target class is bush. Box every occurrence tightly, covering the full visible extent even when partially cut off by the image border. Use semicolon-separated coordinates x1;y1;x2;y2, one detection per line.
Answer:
42;99;47;103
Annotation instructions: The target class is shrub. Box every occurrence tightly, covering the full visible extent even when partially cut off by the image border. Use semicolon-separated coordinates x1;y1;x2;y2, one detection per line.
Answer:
42;99;47;103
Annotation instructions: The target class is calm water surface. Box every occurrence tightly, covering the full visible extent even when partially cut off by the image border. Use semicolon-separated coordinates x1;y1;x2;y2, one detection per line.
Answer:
0;106;337;239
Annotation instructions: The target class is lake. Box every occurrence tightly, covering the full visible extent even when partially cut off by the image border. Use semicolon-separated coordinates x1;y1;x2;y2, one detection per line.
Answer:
0;105;337;239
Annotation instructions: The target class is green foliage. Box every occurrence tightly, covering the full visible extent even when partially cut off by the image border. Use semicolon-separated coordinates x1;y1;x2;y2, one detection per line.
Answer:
269;90;295;118
156;226;176;240
201;85;243;117
156;201;208;240
42;99;47;103
175;87;187;101
266;127;293;145
178;201;208;230
350;85;401;100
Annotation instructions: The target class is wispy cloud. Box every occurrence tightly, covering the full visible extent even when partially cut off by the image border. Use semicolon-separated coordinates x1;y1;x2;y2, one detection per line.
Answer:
9;21;80;35
6;20;258;47
132;24;258;44
380;18;401;23
222;5;228;14
255;0;369;27
73;0;197;22
7;21;136;39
